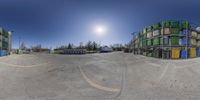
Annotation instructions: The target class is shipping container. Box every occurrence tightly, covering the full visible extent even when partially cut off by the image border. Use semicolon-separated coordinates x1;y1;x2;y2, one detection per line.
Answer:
139;32;143;37
0;27;11;56
139;40;143;48
153;23;161;30
181;49;188;59
197;40;200;46
162;50;170;59
2;29;8;38
147;26;152;32
142;40;146;47
182;38;190;45
171;28;179;35
147;32;152;38
162;21;170;28
170;37;179;45
0;50;7;56
153;49;162;58
147;39;152;46
181;21;190;29
170;21;180;28
190;39;197;46
2;37;8;42
161;28;170;35
153;30;160;36
179;38;190;46
196;49;200;57
197;34;200;39
178;30;188;37
190;48;196;58
191;31;197;38
182;29;190;36
153;37;160;45
131;20;200;59
171;48;180;59
143;28;147;34
160;36;169;45
2;42;8;49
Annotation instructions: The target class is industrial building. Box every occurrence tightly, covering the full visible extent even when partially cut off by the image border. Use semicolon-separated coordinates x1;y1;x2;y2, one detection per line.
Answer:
0;28;12;56
131;20;200;59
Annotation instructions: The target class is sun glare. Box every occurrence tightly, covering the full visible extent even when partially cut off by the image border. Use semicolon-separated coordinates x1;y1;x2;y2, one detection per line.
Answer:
94;26;106;36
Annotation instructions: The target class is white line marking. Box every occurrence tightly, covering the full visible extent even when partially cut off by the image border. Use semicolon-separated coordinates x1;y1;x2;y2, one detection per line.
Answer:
176;61;199;69
145;61;161;67
0;61;49;68
159;63;169;81
195;61;200;64
78;65;120;92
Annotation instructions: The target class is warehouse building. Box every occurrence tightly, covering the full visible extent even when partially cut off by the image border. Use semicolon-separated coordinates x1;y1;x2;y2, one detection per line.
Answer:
0;28;12;56
131;20;200;59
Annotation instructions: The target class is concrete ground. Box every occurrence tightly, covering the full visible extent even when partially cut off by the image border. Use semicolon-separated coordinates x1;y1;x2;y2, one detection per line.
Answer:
0;52;200;100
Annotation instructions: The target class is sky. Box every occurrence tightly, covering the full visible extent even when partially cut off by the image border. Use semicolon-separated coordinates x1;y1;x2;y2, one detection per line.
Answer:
0;0;200;48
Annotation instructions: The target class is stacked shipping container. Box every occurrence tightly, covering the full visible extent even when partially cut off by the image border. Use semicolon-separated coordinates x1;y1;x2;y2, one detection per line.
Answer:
132;20;200;59
0;28;12;56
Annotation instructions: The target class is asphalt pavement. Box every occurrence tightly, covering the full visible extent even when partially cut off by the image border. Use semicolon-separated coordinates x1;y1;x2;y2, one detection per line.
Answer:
0;52;200;100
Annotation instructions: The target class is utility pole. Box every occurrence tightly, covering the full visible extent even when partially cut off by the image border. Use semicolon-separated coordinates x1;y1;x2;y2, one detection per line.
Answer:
19;36;21;53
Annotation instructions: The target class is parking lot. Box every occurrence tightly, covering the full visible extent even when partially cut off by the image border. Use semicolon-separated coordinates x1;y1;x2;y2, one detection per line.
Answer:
0;52;200;100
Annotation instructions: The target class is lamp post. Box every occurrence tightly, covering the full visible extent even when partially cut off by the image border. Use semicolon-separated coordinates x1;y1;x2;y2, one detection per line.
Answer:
19;36;21;51
8;31;13;55
131;32;137;51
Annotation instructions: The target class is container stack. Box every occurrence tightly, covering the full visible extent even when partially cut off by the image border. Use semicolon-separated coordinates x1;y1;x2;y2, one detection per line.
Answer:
0;28;12;56
132;20;200;59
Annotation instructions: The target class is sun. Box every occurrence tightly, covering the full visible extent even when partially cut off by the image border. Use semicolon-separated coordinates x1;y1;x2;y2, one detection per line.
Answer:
94;26;106;36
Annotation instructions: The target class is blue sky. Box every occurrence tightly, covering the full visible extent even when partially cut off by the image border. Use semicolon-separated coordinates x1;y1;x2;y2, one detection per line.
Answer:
0;0;200;48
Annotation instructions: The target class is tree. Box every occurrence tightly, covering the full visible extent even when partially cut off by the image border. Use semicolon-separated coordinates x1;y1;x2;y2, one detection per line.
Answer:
67;43;72;49
78;42;84;49
20;42;27;50
92;41;98;51
86;41;92;51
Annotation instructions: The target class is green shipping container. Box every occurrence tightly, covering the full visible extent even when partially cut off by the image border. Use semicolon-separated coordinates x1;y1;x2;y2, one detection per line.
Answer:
2;37;8;42
171;28;179;34
160;37;169;45
139;40;143;48
2;41;7;44
139;32;143;37
162;21;170;28
2;29;8;37
153;23;161;30
170;21;180;28
139;36;144;41
153;37;160;45
147;26;152;32
142;40;146;47
147;39;152;46
171;37;179;45
181;21;190;29
2;43;7;49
